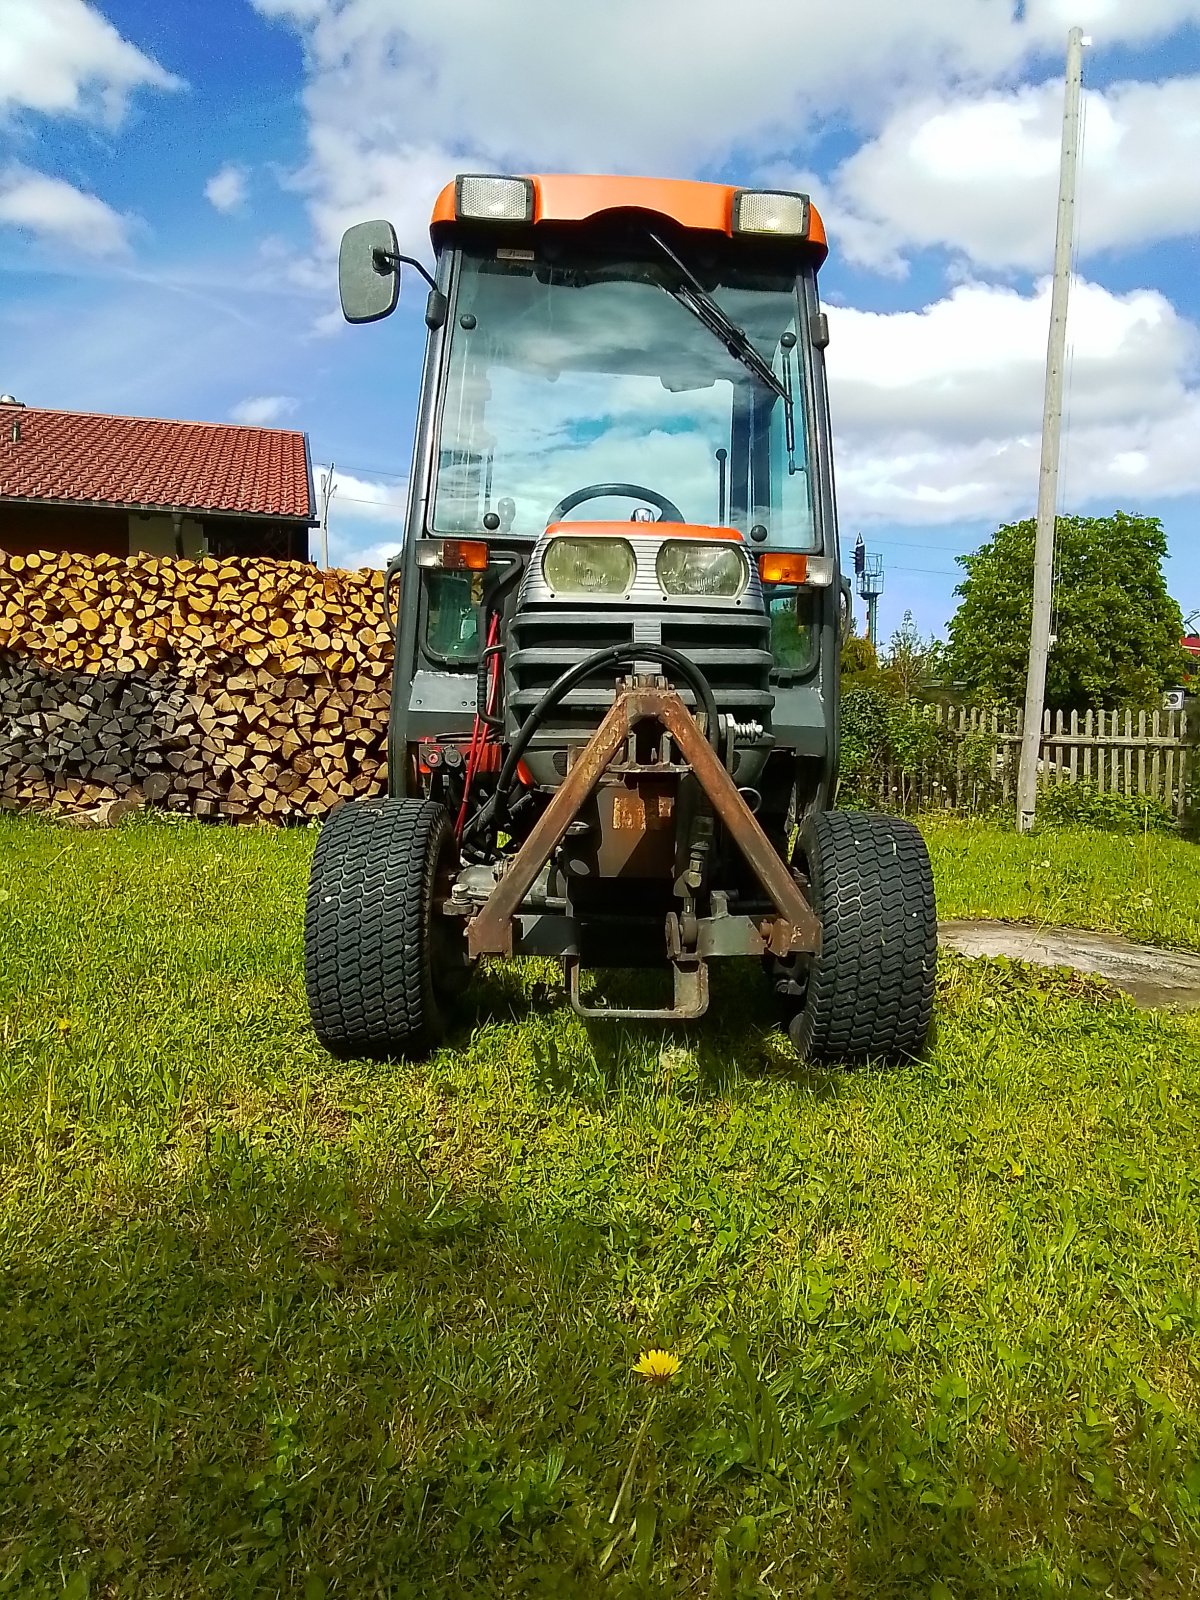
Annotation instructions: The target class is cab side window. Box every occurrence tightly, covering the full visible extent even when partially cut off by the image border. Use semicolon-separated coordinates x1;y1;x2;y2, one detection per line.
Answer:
768;586;818;676
424;571;481;663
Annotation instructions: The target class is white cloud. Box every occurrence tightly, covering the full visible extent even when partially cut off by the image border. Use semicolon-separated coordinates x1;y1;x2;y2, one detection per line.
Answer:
319;466;408;524
1023;0;1200;45
0;267;321;421
253;0;326;17
205;164;249;214
828;277;1200;524
327;530;403;570
830;74;1200;272
311;306;345;336
0;164;130;253
255;0;1200;266
315;272;1200;564
314;464;407;567
300;132;483;260
230;394;298;425
0;0;182;123
316;276;1200;554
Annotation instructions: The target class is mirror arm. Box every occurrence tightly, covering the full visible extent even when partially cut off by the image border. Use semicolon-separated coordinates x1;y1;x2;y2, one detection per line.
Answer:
373;249;439;295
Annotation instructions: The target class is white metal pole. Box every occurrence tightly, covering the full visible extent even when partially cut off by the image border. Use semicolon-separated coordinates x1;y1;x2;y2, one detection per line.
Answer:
1016;26;1086;831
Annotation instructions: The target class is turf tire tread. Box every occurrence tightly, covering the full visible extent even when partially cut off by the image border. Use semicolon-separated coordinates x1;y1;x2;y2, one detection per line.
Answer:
790;810;937;1065
304;798;453;1060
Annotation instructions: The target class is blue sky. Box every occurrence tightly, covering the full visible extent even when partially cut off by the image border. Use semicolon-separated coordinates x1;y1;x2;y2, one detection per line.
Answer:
2;0;1198;643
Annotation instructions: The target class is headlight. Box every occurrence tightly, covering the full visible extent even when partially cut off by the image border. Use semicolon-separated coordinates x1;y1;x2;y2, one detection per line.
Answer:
732;189;810;237
656;541;747;599
542;537;635;596
455;175;534;222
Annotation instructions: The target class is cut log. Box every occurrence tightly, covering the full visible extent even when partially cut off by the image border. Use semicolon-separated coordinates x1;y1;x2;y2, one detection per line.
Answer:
0;548;392;823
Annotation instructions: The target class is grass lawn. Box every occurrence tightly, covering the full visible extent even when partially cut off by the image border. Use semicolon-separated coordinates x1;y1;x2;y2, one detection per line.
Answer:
1;814;1198;1598
922;816;1200;951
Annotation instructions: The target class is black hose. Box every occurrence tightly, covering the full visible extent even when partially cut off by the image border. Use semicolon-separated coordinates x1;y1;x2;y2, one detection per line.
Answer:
463;642;722;843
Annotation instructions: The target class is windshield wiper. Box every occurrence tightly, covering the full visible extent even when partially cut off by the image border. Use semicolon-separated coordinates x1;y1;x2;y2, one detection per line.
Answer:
645;229;796;472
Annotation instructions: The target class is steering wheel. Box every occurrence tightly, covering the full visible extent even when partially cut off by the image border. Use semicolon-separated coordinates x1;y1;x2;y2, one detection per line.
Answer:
547;482;685;524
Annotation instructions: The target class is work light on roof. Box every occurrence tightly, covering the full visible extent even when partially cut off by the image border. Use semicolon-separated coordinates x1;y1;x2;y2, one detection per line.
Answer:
455;175;534;223
732;189;810;238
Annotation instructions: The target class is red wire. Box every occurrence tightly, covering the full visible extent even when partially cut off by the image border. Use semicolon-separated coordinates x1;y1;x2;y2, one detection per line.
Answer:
456;612;500;836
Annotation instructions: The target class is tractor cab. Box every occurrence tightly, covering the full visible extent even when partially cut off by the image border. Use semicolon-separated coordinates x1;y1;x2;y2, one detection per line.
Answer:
305;175;936;1063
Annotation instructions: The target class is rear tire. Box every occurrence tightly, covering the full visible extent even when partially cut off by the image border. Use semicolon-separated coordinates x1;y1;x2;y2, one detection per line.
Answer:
786;810;936;1064
305;798;467;1060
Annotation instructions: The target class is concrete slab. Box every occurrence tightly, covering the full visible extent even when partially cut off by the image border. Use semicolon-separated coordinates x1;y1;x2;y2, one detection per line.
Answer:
938;921;1200;1010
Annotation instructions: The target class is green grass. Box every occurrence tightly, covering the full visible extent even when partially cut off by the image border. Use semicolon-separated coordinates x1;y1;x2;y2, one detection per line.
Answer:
922;815;1200;950
1;814;1199;1598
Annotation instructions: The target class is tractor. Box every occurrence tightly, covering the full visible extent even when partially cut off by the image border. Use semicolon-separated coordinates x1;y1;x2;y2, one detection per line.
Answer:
305;173;936;1061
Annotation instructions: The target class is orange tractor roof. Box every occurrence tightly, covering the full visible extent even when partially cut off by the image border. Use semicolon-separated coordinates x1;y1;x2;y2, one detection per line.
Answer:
431;173;828;257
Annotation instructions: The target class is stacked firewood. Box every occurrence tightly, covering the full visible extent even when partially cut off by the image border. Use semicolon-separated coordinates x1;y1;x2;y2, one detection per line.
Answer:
0;550;393;821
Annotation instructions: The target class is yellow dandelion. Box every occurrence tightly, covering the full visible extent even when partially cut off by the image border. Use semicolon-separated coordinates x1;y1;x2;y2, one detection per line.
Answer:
633;1348;680;1384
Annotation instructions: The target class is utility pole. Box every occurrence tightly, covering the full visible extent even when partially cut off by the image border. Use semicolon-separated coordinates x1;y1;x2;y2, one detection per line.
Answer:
1016;25;1086;831
319;462;336;569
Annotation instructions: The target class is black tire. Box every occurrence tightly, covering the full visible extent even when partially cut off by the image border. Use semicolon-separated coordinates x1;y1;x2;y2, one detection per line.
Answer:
305;798;467;1060
786;810;936;1065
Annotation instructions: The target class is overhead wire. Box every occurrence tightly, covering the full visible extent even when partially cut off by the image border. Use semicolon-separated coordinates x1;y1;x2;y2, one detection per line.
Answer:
316;458;410;482
330;493;407;508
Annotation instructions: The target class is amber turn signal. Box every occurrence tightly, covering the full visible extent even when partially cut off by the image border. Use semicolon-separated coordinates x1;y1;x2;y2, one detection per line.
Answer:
443;539;489;571
757;552;808;585
417;538;490;572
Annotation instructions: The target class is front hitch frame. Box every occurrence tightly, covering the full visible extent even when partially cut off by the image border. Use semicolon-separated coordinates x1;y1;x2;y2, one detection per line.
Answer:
466;677;822;979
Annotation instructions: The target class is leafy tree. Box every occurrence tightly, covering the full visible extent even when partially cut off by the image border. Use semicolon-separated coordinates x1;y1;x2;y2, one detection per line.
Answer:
946;512;1189;709
840;632;878;683
880;611;946;702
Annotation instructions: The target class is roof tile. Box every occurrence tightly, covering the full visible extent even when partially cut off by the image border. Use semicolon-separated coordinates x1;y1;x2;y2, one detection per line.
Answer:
0;406;313;521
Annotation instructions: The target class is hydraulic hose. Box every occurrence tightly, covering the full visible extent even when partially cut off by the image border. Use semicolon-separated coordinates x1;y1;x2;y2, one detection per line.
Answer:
463;641;722;844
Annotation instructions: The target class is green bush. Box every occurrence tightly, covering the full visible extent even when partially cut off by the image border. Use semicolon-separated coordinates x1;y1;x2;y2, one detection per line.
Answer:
838;686;893;807
838;679;1188;829
838;686;999;813
1035;780;1176;835
839;634;878;683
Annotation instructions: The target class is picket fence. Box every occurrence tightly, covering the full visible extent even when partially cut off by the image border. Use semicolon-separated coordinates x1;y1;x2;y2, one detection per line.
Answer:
873;703;1194;818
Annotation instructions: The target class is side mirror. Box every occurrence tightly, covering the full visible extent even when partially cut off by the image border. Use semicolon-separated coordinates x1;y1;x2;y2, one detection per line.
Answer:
339;219;400;324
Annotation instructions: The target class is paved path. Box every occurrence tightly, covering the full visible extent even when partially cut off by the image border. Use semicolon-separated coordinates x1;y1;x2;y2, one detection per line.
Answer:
939;921;1200;1010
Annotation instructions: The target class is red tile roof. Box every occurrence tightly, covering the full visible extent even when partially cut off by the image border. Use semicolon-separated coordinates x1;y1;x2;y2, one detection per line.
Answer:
0;405;314;521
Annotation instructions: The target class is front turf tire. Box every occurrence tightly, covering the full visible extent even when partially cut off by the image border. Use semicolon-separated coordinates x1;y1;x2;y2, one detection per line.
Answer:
787;810;936;1065
305;798;467;1061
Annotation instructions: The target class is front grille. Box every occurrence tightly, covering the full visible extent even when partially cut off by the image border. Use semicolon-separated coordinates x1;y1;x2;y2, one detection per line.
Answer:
505;606;774;752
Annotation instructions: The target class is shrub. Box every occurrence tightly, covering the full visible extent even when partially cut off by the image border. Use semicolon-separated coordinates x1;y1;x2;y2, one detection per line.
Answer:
1035;781;1176;835
838;687;893;807
838;687;979;812
840;634;878;684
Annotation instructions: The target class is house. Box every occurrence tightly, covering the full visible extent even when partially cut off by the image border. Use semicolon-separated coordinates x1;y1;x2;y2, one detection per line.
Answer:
0;398;316;562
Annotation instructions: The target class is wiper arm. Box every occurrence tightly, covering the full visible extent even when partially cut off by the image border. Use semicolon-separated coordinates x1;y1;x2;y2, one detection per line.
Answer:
646;229;788;405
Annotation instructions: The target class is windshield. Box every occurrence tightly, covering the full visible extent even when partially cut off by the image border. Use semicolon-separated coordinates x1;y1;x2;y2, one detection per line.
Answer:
433;249;815;548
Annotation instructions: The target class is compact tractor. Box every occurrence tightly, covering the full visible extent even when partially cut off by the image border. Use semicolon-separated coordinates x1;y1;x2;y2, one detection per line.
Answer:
305;174;936;1061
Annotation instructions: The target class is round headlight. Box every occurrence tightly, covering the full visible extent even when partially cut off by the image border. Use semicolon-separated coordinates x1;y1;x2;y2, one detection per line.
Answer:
542;537;635;596
656;541;747;599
